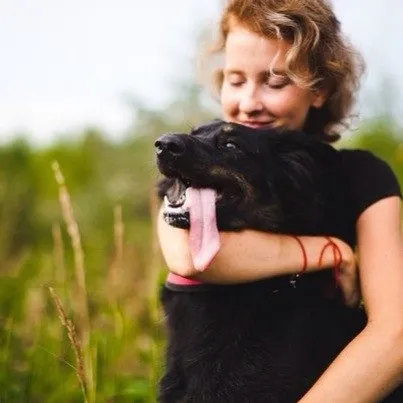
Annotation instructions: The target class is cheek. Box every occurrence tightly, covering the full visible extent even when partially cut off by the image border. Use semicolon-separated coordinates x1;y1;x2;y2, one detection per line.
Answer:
264;89;311;119
220;84;238;115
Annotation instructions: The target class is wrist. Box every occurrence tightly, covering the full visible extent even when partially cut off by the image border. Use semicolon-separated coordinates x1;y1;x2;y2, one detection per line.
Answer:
327;237;354;270
280;235;354;274
279;234;305;275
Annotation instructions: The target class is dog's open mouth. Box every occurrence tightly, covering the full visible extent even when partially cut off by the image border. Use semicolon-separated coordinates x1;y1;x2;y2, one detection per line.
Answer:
163;191;190;228
162;186;221;272
163;186;224;227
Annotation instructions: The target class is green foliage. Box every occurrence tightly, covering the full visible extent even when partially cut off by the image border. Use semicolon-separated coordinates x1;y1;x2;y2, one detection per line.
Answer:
340;116;403;187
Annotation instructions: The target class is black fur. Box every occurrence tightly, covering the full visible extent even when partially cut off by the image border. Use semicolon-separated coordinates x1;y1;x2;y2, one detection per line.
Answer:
155;120;403;402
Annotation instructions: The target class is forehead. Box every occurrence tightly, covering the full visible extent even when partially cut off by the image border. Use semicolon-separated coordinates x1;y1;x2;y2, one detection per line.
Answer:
190;120;223;136
190;121;271;148
224;27;291;72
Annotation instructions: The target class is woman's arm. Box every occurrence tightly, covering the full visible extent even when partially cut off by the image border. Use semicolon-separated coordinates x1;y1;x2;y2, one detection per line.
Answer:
157;207;358;304
299;196;403;402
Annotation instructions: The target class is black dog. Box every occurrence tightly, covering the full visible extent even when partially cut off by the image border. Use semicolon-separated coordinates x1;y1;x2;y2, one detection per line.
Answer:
155;120;402;402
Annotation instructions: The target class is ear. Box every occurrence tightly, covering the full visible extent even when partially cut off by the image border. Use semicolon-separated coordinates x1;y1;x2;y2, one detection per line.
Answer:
311;87;327;109
263;144;316;206
276;148;316;196
261;149;317;232
268;139;320;227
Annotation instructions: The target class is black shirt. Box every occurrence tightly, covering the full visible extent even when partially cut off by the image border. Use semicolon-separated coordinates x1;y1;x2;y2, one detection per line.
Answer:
340;149;401;246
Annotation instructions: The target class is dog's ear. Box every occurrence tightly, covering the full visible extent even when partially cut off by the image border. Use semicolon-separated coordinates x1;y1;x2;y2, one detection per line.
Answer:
279;148;316;190
274;147;317;202
267;133;338;196
264;136;324;228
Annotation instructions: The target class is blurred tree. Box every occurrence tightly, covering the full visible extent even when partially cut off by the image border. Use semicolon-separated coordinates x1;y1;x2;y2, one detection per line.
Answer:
341;116;403;187
0;138;36;266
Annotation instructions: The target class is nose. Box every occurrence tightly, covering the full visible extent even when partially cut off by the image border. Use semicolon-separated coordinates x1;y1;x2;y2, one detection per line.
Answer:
155;134;186;157
239;85;264;115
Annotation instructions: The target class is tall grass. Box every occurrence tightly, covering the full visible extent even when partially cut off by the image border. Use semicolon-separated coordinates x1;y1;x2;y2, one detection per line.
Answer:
0;160;166;402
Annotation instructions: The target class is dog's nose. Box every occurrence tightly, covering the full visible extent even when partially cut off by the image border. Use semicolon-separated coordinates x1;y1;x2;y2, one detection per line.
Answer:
155;134;186;157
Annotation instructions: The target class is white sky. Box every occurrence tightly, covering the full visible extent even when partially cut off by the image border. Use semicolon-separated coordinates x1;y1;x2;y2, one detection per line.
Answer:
0;0;402;145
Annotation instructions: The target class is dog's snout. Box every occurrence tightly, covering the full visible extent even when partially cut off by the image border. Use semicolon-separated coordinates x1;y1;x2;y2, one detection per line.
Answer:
155;135;186;157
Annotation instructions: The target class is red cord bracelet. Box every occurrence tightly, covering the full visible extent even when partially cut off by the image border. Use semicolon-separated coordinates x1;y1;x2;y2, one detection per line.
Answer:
289;235;343;289
289;235;308;288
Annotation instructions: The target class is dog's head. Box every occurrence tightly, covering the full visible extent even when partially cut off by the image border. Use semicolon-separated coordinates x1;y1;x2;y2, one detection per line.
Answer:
155;120;339;233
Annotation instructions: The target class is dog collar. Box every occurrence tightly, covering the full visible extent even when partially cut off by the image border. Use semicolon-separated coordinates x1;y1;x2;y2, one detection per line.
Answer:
165;272;217;292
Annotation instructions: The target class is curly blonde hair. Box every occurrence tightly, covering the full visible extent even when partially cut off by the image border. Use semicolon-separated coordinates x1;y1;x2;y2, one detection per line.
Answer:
203;0;365;142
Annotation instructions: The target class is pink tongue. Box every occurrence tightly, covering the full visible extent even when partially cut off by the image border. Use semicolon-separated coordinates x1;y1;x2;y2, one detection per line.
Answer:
184;187;220;272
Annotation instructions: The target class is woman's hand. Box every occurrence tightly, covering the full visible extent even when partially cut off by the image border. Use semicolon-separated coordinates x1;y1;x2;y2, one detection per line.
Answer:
157;207;195;276
332;240;360;307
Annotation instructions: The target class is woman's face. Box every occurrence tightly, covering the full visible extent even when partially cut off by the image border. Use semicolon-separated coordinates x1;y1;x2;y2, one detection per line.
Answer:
220;26;326;130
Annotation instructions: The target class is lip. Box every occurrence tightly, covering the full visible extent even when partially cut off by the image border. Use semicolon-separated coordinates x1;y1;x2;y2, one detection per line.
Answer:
239;121;275;129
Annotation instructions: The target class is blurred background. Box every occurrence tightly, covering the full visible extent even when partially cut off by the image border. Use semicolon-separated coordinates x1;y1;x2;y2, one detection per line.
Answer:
0;0;402;401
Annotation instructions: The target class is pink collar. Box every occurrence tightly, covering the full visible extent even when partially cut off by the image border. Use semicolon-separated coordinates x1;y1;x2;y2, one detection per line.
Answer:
166;272;204;286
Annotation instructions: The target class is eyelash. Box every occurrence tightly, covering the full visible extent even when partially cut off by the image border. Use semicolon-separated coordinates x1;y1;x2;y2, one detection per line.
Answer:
266;78;290;89
228;80;244;87
268;83;287;90
226;78;290;89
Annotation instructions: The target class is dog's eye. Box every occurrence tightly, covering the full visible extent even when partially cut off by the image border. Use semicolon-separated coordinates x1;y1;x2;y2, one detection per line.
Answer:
224;141;238;150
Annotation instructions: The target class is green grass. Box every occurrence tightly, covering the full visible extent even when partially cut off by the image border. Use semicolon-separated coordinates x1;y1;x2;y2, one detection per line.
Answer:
0;168;166;402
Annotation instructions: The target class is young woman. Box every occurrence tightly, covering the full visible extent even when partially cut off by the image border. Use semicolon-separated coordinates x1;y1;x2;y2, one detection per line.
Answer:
158;0;403;401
